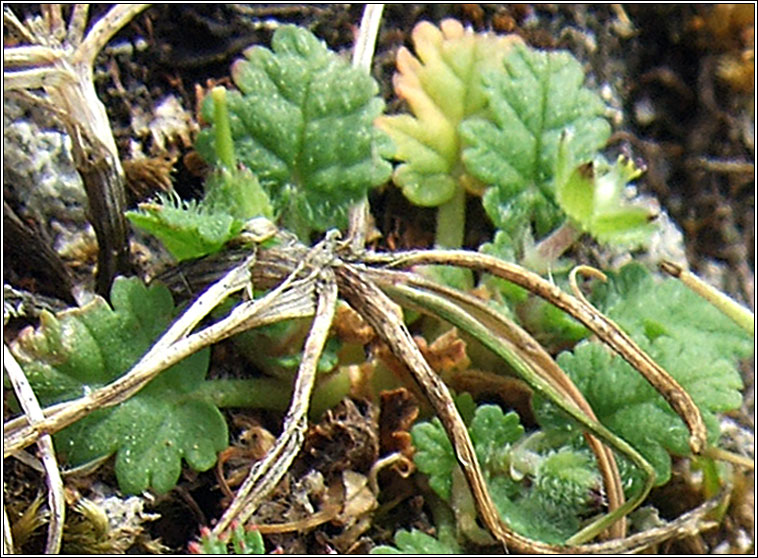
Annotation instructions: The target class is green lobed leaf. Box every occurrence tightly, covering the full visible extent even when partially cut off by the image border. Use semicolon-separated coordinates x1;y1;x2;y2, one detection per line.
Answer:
10;277;227;494
371;528;462;554
534;263;751;486
460;43;611;236
411;418;456;501
126;194;243;261
554;135;655;246
196;25;391;238
469;404;523;472
375;19;523;207
593;263;753;361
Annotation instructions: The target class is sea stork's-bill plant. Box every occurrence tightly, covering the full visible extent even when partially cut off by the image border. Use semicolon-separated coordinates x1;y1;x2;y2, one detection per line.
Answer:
128;24;391;259
7;18;753;553
194;24;392;241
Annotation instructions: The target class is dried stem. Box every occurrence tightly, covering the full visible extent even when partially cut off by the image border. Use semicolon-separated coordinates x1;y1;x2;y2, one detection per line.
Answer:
4;346;64;554
212;270;337;534
347;3;384;253
3;233;728;551
336;262;550;552
660;260;754;335
368;267;627;539
3;4;149;295
3;247;314;456
372;249;708;455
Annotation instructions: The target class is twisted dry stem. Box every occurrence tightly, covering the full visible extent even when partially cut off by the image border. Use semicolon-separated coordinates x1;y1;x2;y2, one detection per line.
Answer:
374;249;708;455
4;4;149;295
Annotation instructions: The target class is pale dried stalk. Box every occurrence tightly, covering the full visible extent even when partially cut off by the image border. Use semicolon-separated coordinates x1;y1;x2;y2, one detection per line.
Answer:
337;262;677;553
347;3;384;253
4;4;149;295
342;259;732;552
367;267;627;539
2;506;13;556
66;4;89;46
212;271;338;534
4;346;64;554
3;7;36;43
660;260;754;335
74;4;150;67
373;249;708;455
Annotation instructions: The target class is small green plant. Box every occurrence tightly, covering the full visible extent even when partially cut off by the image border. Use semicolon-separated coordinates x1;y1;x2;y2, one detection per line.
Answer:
408;404;604;546
376;19;656;289
375;19;522;251
128;24;391;257
127;86;273;262
8;16;752;554
533;263;749;485
402;263;749;548
386;21;654;255
195;24;392;241
188;524;265;554
371;528;462;554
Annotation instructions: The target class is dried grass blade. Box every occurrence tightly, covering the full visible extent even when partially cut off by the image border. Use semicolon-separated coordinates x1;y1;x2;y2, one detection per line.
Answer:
375;249;707;454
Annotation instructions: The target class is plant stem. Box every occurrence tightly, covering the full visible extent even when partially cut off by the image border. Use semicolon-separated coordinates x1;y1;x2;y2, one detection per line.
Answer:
435;183;466;249
195;370;352;418
430;183;473;289
196;377;292;410
522;222;582;273
211;86;236;170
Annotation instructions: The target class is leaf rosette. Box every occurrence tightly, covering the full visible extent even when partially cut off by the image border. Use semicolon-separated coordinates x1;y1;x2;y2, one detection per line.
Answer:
411;405;602;544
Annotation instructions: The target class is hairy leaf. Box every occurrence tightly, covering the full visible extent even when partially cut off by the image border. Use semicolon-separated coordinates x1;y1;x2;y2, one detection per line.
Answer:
460;43;611;236
196;25;392;238
128;84;273;262
10;277;227;494
534;263;751;486
411;405;602;544
375;19;522;207
126;193;243;261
